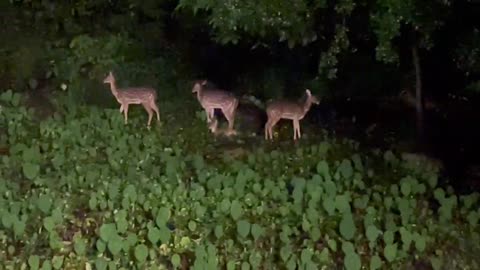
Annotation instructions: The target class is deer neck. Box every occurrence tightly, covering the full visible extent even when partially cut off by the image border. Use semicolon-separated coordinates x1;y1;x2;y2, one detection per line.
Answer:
109;81;121;101
300;98;313;119
196;88;204;103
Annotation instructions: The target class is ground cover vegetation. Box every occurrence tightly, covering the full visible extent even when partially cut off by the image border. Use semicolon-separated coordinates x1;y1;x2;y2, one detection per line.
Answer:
1;0;480;269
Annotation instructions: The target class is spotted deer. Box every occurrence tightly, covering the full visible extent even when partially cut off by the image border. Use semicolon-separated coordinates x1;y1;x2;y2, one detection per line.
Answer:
264;89;320;141
103;71;160;128
192;80;239;132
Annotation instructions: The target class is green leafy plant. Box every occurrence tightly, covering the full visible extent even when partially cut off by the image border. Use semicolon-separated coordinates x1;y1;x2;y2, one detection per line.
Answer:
0;93;479;269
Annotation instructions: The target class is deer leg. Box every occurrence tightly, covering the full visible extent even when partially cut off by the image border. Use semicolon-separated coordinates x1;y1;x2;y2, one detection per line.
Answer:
224;108;236;131
119;104;124;113
269;117;280;140
123;104;129;124
150;100;160;122
226;100;239;131
264;119;270;140
142;103;153;128
204;108;214;123
292;120;297;140
208;108;215;123
295;120;302;139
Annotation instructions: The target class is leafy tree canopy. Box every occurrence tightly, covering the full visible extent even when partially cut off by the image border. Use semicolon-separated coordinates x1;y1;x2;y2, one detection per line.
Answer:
176;0;451;78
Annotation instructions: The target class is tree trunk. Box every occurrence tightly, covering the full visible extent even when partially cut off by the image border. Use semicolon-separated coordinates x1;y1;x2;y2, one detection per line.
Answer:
412;45;424;144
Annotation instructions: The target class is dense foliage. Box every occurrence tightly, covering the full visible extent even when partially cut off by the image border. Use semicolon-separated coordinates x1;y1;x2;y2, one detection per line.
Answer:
1;0;478;99
1;90;479;269
176;0;450;78
1;1;480;268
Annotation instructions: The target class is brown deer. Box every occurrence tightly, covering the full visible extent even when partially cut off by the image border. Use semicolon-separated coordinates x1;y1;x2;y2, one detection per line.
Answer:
264;89;320;141
192;80;239;132
103;71;160;128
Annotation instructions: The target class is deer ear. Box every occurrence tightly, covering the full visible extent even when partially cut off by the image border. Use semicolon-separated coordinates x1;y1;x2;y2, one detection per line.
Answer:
305;89;311;96
201;80;207;85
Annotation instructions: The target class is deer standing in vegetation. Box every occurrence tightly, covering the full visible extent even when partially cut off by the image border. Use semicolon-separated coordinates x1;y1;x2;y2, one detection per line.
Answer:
192;80;239;132
103;71;160;128
264;89;320;141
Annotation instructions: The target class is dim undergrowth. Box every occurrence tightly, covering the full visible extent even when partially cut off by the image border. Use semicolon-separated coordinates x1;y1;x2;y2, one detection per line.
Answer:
0;89;479;270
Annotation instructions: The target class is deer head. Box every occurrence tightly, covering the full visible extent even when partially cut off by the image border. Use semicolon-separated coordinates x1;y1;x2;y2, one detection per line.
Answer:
103;71;115;84
192;80;207;93
306;89;320;104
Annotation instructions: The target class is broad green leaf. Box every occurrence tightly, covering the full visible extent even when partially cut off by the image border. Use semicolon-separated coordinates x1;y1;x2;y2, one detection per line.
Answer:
383;230;394;245
43;217;55;232
13;219;26;237
343;250;361;270
430;257;443;270
28;255;40;270
134;244;148;263
41;260;52;270
335;194;351;213
23;162;40;180
286;257;296;270
237;220;251;238
230;200;243;220
126;233;138;247
95;258;108;270
188;220;197;231
227;261;236;270
383;243;397;263
171;254;181;268
99;223;117;242
107;235;123;256
147;226;161;245
316;160;330;178
52;256;64;269
280;244;292;262
96;239;106;253
338;159;353;179
180;236;191;248
366;225;381;243
249;252;262;269
319;248;330;262
339;213;356;240
1;212;14;228
251;223;264;241
214;225;224;239
37;194;52;214
428;175;438;188
156;206;171;226
400;181;411;196
399;227;412;250
414;233;426;252
73;235;86;256
327;238;337;251
158;224;171;243
241;262;250;270
370;255;382;270
195;204;206;218
220;198;231;213
322;196;335;215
